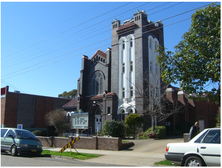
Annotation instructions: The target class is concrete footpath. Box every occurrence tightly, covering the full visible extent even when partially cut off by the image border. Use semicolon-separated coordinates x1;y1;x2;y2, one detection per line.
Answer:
43;138;183;166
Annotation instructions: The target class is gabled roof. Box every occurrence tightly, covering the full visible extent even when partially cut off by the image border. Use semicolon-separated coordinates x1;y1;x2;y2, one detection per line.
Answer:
90;49;107;60
62;98;78;108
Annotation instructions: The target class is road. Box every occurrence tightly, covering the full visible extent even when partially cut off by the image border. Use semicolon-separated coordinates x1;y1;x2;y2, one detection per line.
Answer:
1;152;123;166
1;137;183;166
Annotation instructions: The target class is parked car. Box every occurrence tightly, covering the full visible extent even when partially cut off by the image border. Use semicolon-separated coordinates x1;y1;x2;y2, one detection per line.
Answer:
1;128;42;156
165;127;221;166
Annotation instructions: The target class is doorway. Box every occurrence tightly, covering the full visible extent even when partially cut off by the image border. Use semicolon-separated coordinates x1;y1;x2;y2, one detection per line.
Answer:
199;117;205;132
95;115;101;133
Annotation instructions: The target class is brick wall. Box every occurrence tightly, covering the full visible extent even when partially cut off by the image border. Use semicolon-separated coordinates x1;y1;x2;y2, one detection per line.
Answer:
1;97;6;126
2;91;70;129
37;136;134;151
4;93;18;127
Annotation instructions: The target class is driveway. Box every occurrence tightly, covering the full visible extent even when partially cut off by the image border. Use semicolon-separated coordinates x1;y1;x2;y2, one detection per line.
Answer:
76;137;184;166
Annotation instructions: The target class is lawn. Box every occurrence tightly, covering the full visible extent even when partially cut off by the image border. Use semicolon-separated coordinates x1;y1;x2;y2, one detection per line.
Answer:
42;150;101;160
154;159;176;166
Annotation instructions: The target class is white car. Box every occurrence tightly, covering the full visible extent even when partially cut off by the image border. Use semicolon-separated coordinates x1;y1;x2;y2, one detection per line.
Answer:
165;127;221;166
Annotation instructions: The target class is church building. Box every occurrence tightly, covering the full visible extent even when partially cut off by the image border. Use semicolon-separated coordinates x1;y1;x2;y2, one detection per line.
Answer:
76;10;164;134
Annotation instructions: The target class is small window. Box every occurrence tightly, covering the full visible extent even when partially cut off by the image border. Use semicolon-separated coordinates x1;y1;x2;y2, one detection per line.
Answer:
122;88;125;98
130;39;133;47
155;41;158;50
150;62;152;72
122;41;125;50
155;63;158;73
149;39;152;49
122;63;125;73
130;86;133;97
130;61;133;72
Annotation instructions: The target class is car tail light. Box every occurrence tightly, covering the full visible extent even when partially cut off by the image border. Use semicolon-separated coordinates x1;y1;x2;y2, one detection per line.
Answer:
166;146;169;152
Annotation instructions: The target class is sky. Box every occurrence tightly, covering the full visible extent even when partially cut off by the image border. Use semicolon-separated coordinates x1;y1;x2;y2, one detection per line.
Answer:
1;0;219;98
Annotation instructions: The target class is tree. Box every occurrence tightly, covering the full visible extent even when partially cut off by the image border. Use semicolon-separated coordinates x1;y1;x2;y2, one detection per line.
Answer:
125;113;143;138
45;108;70;136
157;3;220;102
135;72;183;132
58;89;77;99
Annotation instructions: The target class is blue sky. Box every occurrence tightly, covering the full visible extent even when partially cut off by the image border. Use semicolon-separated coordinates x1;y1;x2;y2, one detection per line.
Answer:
1;1;218;98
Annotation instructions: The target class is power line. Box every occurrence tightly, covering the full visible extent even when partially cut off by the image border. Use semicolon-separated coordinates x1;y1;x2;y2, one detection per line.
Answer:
1;79;26;93
2;3;208;71
1;2;104;57
1;3;212;79
2;2;149;66
2;16;192;80
2;2;178;68
2;2;133;60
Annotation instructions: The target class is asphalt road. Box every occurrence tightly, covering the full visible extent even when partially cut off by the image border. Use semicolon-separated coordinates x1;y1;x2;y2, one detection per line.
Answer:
1;152;123;166
1;137;184;167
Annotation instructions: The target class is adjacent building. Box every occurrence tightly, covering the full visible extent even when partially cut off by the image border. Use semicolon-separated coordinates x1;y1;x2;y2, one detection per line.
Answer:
1;86;70;131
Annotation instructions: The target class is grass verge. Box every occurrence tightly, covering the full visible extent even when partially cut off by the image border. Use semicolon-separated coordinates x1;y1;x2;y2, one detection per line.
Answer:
154;159;175;166
42;150;101;160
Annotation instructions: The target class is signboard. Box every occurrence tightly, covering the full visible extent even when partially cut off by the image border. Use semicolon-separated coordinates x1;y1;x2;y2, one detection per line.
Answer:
71;109;88;129
17;124;23;129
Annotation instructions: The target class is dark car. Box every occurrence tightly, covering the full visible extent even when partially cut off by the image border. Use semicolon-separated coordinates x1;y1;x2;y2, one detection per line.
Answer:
1;128;42;156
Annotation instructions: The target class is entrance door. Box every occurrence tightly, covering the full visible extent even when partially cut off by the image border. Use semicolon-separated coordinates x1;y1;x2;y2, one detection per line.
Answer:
199;118;205;132
95;115;101;133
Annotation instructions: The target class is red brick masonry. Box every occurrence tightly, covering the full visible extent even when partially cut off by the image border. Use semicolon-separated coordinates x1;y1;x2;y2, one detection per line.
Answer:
37;136;134;151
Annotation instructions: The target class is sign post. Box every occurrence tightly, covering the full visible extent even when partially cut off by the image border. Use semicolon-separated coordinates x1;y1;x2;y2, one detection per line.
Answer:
59;136;80;153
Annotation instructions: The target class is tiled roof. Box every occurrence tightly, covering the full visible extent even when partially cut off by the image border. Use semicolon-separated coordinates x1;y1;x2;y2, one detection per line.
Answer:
117;22;136;32
62;98;78;108
90;49;107;60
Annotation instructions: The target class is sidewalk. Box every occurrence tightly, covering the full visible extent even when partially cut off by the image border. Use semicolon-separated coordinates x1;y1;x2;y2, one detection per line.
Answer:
43;138;183;166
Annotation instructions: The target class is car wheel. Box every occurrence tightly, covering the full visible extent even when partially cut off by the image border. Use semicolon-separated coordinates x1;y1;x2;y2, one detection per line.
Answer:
11;145;18;156
185;156;204;166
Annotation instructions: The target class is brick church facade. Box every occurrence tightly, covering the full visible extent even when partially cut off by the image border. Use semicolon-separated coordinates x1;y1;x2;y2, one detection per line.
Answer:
76;10;165;134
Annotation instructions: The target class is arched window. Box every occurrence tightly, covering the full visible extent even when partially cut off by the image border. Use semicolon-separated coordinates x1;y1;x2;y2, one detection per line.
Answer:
92;71;103;95
149;38;152;49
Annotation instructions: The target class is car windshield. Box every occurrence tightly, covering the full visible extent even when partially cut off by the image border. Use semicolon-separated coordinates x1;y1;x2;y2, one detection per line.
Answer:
15;130;37;140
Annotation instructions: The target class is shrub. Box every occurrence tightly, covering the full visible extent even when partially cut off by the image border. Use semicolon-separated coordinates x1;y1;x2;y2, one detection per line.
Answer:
103;120;126;138
125;113;143;138
32;130;47;136
142;126;166;139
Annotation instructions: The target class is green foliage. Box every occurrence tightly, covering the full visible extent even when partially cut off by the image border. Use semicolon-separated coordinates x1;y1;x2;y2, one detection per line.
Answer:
141;126;166;139
45;109;70;136
58;89;77;99
32;130;47;136
125;114;143;138
215;113;221;126
42;150;100;160
154;159;174;166
103;120;126;138
157;3;220;102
